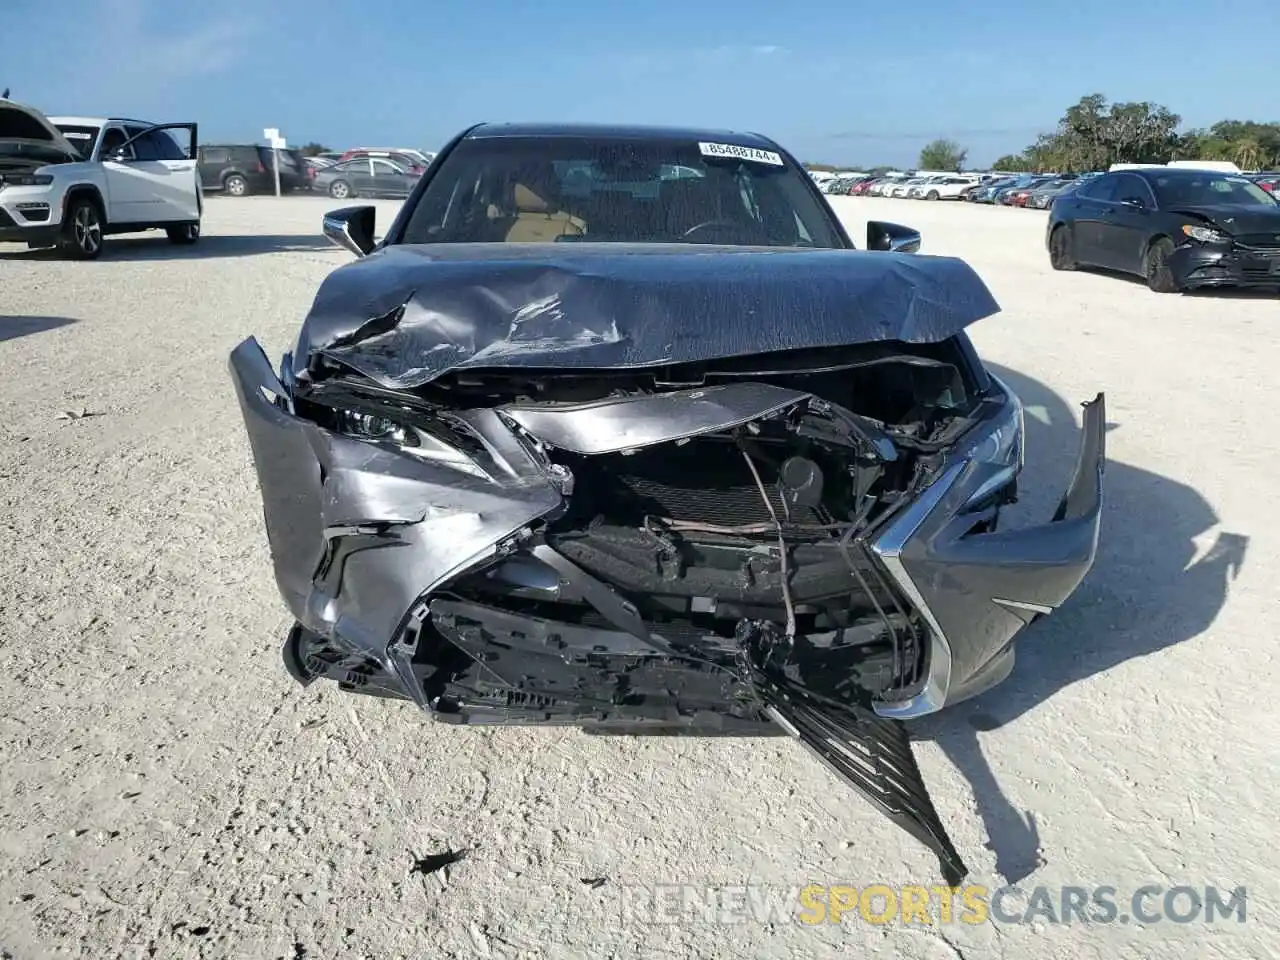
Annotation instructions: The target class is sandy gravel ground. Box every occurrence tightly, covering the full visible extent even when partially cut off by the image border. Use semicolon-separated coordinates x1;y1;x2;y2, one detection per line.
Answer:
2;194;1277;960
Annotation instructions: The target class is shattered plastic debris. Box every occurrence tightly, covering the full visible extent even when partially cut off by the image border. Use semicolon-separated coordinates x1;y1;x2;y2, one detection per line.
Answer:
54;406;96;421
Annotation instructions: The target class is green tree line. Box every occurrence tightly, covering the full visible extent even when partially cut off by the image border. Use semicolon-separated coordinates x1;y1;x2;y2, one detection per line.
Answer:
990;93;1280;173
806;95;1280;174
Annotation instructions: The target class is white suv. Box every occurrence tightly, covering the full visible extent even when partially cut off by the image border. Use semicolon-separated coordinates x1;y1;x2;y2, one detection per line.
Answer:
916;176;980;200
0;99;201;259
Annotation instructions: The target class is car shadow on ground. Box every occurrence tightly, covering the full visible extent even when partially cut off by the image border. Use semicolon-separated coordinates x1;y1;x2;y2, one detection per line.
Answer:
0;315;78;343
1076;265;1279;298
0;235;334;262
913;363;1248;884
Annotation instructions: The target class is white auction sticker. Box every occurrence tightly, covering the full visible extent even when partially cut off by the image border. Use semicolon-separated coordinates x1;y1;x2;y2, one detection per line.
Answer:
697;142;785;166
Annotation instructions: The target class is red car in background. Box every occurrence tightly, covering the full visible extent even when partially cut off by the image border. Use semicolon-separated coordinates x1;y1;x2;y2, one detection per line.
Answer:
1251;174;1278;194
1001;176;1055;207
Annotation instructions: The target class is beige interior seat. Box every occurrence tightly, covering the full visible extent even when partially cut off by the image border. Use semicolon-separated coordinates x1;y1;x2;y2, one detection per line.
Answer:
504;183;586;242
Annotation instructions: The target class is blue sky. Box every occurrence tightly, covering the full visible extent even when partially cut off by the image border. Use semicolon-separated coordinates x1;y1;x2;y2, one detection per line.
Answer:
6;0;1278;167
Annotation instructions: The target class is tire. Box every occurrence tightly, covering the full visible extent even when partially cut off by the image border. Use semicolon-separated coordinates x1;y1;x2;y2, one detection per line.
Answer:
59;195;105;260
328;179;353;200
224;174;248;197
1048;224;1077;271
166;221;201;245
1143;237;1180;293
926;190;939;201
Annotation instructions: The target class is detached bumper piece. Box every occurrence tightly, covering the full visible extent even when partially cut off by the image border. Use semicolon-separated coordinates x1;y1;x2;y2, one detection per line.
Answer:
738;624;968;885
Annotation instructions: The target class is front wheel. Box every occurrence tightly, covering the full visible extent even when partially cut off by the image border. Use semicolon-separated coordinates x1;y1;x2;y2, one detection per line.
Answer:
1144;237;1181;293
166;221;200;245
926;190;939;201
1048;224;1077;271
329;180;353;200
59;197;104;260
224;174;248;197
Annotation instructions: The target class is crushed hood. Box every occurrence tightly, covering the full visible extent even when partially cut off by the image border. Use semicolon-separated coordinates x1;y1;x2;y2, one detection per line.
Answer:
294;243;1001;390
0;99;79;161
1172;204;1280;235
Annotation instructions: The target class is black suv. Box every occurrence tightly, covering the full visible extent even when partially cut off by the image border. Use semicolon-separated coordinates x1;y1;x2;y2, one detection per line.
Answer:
197;144;312;196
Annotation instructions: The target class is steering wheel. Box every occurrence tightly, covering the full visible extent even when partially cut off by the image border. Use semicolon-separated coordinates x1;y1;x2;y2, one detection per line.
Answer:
680;220;759;242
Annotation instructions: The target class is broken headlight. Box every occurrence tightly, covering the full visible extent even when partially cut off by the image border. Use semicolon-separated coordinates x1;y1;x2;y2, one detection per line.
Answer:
1181;224;1228;244
959;384;1024;509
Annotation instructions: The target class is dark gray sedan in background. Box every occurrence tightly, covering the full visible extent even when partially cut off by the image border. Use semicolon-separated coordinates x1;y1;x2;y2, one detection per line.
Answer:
313;156;421;200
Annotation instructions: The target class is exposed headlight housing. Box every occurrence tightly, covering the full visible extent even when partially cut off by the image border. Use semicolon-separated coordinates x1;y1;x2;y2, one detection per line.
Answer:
335;409;415;446
959;383;1024;510
1182;224;1228;244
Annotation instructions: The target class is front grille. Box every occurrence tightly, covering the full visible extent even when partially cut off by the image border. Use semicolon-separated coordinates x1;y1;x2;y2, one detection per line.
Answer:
562;440;822;527
1241;265;1279;281
0;209;16;229
1234;233;1280;249
618;466;797;525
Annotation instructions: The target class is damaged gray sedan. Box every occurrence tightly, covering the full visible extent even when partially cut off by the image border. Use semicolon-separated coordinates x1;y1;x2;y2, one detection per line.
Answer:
230;123;1105;884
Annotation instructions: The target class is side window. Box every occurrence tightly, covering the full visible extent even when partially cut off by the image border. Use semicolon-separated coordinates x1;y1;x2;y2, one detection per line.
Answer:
99;126;133;160
146;130;188;161
1078;175;1117;202
203;147;229;164
124;125;158;161
1117;174;1156;207
371;159;401;175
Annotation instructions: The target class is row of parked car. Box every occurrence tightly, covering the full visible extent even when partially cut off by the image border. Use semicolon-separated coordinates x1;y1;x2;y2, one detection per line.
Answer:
195;145;437;199
820;171;1097;207
821;168;1280;211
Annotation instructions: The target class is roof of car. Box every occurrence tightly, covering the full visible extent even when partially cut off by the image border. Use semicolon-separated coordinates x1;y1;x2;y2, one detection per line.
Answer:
463;122;781;149
1128;167;1240;181
49;116;152;127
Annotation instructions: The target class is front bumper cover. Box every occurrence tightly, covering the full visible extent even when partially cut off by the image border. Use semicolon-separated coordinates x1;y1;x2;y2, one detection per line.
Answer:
1169;240;1280;289
230;336;1106;881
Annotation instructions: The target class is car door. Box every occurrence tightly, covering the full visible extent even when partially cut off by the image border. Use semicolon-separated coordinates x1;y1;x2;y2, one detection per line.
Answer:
97;124;153;223
198;147;228;190
343;158;374;195
137;125;200;221
99;122;197;224
1063;174;1119;267
370;158;415;197
1102;173;1158;275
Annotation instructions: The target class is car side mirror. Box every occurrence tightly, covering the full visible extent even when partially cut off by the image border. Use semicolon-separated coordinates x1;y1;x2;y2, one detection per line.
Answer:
323;205;377;257
107;149;129;163
867;220;922;253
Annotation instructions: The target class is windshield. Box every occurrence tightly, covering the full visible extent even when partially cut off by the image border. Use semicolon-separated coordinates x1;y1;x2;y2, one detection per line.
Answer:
1152;173;1278;208
397;135;845;248
52;124;99;160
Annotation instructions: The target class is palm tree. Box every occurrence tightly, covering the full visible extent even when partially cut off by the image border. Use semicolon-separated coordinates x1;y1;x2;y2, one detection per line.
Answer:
1234;138;1263;172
